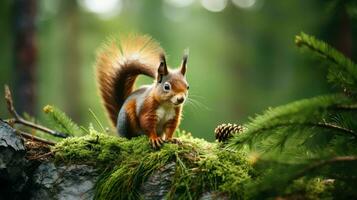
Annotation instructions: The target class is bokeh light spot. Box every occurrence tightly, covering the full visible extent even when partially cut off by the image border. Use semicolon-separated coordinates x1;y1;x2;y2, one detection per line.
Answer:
164;0;195;8
232;0;256;9
78;0;122;19
200;0;228;12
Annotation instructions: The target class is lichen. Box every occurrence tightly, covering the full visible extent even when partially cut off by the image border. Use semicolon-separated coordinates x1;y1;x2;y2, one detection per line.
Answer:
52;129;254;199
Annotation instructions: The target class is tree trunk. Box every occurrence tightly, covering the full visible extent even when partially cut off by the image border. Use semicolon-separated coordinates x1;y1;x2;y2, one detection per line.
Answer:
12;0;37;115
61;0;82;122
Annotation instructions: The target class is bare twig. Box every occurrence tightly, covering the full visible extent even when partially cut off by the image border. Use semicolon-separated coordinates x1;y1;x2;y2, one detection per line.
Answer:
4;85;68;138
16;129;55;145
27;151;54;160
315;122;356;137
334;104;357;111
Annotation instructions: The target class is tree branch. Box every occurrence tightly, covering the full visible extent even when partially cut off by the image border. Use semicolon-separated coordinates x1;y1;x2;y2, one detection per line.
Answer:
4;85;68;138
334;104;357;111
0;119;55;145
16;129;55;146
251;121;357;138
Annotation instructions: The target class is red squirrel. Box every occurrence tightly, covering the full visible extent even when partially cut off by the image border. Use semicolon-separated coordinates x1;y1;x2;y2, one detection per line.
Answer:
95;35;189;149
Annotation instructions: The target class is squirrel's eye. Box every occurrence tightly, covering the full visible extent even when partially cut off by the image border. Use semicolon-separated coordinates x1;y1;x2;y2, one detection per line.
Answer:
163;82;171;91
187;85;190;90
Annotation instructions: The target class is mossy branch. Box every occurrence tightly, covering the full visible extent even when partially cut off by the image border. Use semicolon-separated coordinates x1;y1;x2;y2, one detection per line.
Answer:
54;130;253;199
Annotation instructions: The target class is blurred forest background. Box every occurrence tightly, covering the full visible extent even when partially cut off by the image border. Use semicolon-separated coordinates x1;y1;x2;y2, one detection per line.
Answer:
0;0;356;141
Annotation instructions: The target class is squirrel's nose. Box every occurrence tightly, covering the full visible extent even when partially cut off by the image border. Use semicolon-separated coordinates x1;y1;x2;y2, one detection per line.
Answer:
177;97;184;104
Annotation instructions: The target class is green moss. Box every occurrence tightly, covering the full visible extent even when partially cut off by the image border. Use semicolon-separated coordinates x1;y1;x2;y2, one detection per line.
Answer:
53;128;151;165
53;129;254;199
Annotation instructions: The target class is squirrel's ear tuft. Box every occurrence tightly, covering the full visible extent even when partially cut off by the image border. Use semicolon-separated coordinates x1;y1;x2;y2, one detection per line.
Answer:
181;48;189;75
158;53;168;83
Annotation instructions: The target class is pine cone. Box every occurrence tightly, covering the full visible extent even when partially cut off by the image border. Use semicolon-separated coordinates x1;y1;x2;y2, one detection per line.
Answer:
214;123;244;142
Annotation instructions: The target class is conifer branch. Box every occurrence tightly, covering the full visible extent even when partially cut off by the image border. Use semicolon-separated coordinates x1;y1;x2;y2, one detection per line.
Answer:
4;85;68;138
253;122;356;138
295;33;357;77
295;32;357;93
229;120;356;150
228;95;356;150
43;105;83;136
295;33;347;68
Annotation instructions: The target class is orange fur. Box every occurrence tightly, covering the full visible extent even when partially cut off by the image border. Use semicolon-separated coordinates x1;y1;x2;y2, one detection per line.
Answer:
96;35;164;126
139;94;160;139
170;77;188;93
124;99;139;136
138;91;184;141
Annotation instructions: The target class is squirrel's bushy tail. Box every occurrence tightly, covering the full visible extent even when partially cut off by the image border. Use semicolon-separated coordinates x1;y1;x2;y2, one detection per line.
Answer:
95;35;164;126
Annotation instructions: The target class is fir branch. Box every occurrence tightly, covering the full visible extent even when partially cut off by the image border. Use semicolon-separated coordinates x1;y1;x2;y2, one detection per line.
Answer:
248;95;348;129
247;122;356;139
43;105;83;136
227;95;353;149
295;33;355;70
295;32;357;94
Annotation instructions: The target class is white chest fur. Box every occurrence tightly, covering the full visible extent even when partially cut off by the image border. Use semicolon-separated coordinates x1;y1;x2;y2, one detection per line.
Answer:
156;104;175;123
156;104;176;134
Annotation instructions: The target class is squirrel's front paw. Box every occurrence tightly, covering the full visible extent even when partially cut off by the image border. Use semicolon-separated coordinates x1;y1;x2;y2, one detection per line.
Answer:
166;138;182;145
149;137;164;149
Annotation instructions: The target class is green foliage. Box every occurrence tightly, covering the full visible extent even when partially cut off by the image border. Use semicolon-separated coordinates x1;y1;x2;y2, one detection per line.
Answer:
283;177;334;200
224;33;357;199
228;94;355;152
53;129;254;199
295;32;357;96
43;105;84;136
242;156;357;199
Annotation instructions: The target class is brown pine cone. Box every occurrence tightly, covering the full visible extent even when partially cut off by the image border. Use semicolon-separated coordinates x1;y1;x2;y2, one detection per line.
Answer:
214;123;244;142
